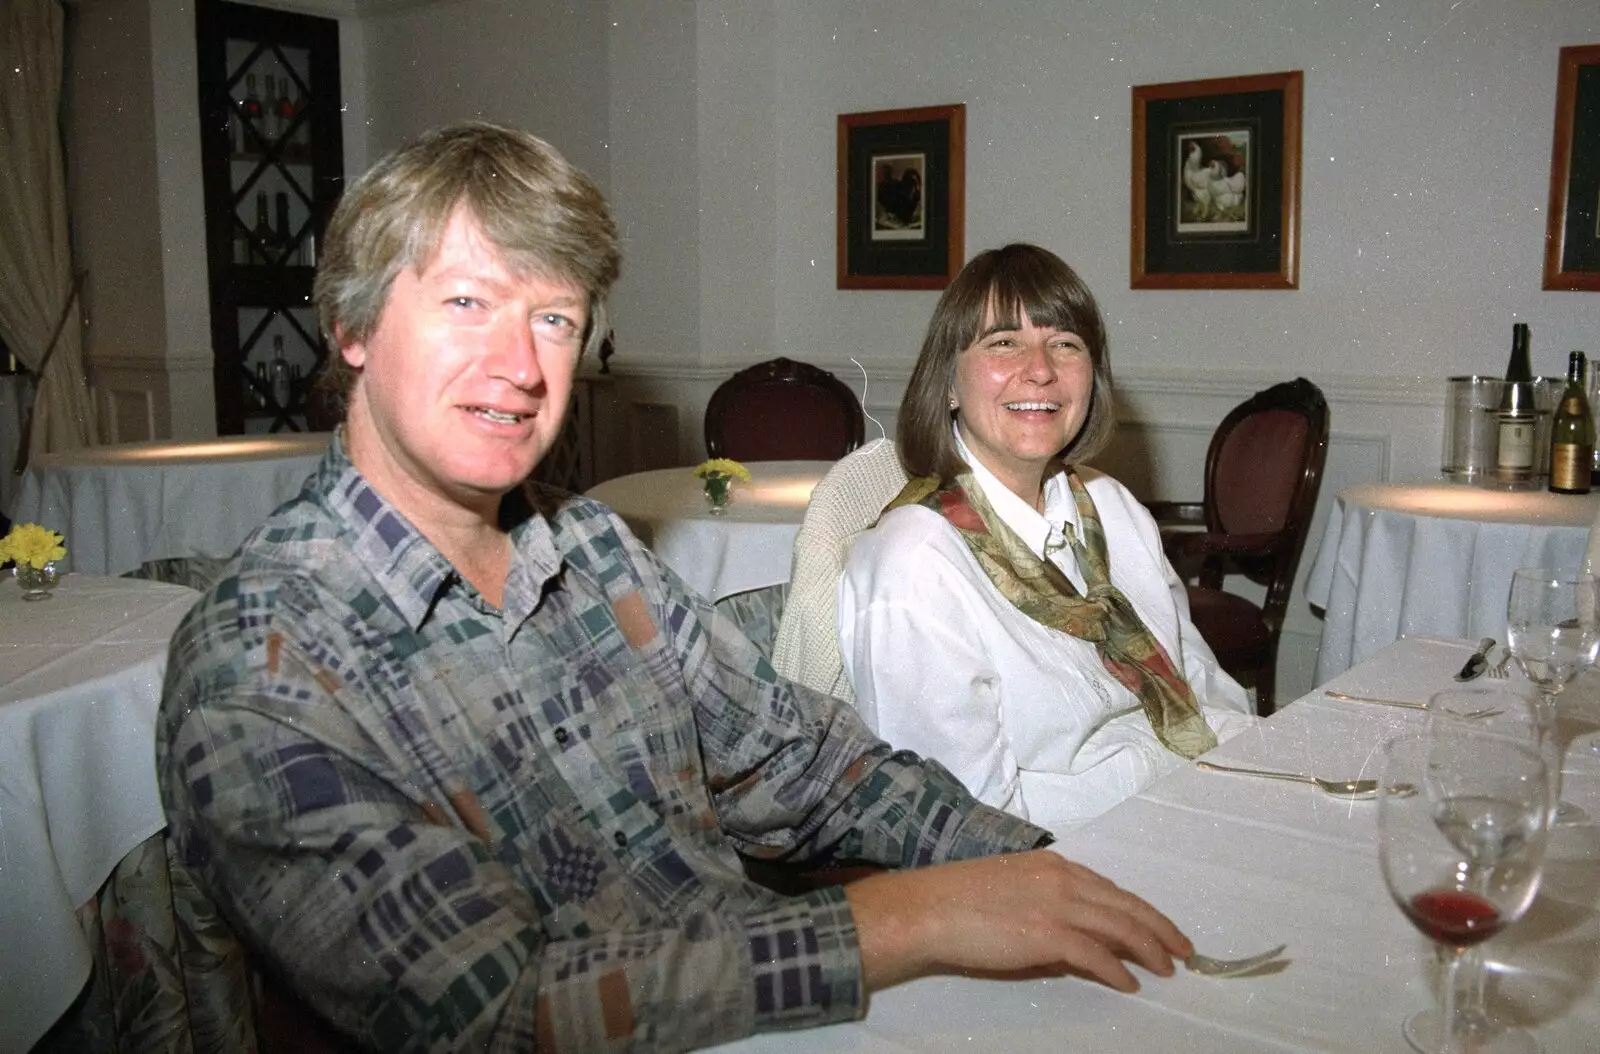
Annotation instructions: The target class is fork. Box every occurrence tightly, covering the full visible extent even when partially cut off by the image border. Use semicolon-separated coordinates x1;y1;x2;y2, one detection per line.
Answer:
1485;648;1512;679
1185;943;1289;978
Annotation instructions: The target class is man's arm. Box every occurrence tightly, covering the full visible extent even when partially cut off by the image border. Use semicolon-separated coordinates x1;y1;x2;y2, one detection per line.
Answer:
845;851;1193;993
160;625;865;1052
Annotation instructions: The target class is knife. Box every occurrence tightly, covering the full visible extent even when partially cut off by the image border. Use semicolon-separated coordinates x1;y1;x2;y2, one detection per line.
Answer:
1454;637;1496;682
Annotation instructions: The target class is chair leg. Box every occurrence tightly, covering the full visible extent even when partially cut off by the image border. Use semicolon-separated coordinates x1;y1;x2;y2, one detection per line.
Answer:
1254;652;1279;718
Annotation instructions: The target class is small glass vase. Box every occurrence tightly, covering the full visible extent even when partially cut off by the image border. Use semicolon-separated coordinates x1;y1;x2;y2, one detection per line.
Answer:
15;561;62;601
703;477;732;515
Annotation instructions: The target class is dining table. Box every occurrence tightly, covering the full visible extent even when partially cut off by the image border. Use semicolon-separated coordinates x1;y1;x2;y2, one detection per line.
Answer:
0;573;200;1053
712;634;1600;1054
1305;480;1600;684
8;432;331;579
585;460;832;603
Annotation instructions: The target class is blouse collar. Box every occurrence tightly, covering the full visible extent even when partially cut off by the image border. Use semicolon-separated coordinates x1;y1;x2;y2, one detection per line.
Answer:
953;424;1079;559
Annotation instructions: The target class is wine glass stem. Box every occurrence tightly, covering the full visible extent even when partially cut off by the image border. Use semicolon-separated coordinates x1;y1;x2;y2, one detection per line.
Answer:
1437;944;1466;1054
1450;945;1494;1039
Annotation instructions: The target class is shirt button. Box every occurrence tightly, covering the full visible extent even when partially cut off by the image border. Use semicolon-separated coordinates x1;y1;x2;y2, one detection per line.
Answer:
554;727;569;744
613;830;627;848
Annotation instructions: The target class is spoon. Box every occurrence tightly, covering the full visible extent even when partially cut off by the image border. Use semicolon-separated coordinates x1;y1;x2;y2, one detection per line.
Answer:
1195;760;1400;799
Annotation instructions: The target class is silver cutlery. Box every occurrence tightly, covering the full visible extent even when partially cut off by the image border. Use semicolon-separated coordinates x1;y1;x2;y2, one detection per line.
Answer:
1322;689;1427;710
1185;944;1289;978
1455;637;1496;681
1196;760;1389;799
1485;648;1512;679
1321;690;1502;720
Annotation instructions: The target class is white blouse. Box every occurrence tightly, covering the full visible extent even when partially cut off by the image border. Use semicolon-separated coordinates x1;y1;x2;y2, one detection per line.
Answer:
837;443;1254;830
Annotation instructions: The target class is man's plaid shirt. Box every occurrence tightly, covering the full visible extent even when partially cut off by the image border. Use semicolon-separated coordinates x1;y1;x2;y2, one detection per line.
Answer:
157;437;1047;1052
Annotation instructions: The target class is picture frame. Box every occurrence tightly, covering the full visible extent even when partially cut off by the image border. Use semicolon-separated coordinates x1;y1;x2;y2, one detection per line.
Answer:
1131;71;1303;290
836;104;965;290
1542;43;1600;292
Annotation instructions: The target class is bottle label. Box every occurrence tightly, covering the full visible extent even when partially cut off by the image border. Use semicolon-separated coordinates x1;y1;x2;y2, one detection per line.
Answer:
1551;444;1593;492
1497;415;1536;471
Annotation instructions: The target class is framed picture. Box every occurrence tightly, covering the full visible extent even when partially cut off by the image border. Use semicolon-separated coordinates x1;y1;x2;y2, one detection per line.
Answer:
837;104;965;290
1131;71;1303;289
1542;43;1600;291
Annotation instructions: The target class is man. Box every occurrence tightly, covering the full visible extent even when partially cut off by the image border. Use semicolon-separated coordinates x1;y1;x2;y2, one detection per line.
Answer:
158;122;1192;1053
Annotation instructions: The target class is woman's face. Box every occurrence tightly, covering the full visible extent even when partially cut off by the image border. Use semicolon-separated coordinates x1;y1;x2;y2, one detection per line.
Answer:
951;308;1094;505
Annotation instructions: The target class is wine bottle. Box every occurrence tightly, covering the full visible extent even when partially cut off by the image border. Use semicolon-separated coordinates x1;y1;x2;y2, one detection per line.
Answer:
269;336;293;410
252;192;273;264
1550;350;1594;494
242;73;263;152
1496;323;1536;482
276;77;297;150
254;362;270;410
275;192;294;264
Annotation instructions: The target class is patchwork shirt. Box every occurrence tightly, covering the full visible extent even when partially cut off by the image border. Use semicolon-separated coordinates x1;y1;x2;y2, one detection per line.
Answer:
157;437;1048;1053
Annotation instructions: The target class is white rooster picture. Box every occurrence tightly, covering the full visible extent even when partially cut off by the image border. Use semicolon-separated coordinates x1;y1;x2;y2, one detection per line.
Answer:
1177;131;1250;233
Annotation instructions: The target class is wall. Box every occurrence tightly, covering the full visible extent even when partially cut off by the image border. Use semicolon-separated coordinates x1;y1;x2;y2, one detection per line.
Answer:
60;0;370;441
589;0;1600;699
361;0;610;176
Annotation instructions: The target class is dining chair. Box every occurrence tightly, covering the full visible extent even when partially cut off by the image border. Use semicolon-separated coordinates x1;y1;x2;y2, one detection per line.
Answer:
771;438;908;704
703;357;866;461
1144;377;1330;716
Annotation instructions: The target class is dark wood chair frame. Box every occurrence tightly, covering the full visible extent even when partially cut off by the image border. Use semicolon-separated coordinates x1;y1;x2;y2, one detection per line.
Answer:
1146;377;1330;716
703;357;866;460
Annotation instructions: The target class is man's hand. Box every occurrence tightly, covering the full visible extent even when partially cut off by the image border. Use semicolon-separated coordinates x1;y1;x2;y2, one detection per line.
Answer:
843;850;1191;994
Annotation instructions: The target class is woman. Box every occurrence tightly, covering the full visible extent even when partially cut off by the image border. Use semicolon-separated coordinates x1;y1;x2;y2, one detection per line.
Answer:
837;244;1252;829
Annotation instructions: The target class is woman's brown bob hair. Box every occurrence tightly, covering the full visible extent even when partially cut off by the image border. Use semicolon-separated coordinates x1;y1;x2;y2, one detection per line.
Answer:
312;121;621;409
897;243;1114;482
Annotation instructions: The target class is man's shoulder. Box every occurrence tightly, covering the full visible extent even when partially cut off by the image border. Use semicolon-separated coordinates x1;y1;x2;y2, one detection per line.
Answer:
169;492;363;672
538;484;652;578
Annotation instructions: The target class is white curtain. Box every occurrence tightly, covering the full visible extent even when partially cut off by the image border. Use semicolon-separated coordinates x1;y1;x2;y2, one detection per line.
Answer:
0;0;98;464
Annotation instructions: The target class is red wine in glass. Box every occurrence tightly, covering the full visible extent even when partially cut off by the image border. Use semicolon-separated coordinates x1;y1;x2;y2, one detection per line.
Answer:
1404;889;1502;947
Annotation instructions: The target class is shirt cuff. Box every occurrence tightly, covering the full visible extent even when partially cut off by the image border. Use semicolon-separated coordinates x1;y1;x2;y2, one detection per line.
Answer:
746;886;866;1033
940;801;1055;858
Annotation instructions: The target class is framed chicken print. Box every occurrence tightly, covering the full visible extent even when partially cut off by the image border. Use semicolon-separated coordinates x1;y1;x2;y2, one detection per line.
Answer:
1131;71;1302;289
1542;43;1600;291
837;104;965;290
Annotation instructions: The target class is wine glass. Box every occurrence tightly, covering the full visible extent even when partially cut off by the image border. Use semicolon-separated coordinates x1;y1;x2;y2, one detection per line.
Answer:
1378;730;1550;1054
1504;567;1600;824
1423;686;1559;1053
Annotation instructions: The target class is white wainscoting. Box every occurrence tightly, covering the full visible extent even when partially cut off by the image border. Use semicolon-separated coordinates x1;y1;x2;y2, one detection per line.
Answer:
594;361;1445;703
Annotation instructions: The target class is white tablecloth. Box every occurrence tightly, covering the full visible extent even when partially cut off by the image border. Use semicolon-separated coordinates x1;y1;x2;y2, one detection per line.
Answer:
9;433;331;577
1305;481;1600;684
0;574;199;1053
586;461;830;601
714;635;1600;1053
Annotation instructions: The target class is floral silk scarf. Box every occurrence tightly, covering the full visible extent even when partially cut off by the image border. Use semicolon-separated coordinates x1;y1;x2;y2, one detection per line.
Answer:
884;470;1218;759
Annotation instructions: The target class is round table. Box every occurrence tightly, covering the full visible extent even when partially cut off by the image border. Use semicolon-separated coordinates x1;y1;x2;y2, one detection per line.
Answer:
0;574;199;1051
9;433;331;577
585;461;830;603
1305;480;1600;682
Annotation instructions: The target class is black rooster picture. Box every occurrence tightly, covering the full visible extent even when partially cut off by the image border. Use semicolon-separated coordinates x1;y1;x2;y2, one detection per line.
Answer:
872;156;924;234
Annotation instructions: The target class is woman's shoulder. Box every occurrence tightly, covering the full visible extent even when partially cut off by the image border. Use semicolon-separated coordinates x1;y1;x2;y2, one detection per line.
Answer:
850;503;965;564
1073;465;1156;525
843;503;982;597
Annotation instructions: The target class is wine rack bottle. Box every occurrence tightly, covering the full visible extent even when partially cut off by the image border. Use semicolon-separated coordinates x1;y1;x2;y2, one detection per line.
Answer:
1549;350;1594;494
1496;322;1536;483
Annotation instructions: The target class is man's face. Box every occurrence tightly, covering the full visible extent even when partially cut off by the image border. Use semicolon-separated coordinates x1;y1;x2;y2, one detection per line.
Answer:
340;207;589;520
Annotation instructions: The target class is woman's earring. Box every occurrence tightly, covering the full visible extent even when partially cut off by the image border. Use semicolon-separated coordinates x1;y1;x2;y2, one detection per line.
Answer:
948;397;959;411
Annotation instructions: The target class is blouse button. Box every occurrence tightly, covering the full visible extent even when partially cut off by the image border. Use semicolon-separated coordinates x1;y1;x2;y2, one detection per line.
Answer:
553;727;569;744
613;830;627;848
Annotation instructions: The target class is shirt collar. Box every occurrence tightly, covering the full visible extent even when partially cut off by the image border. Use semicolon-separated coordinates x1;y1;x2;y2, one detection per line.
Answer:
954;424;1077;558
315;430;566;630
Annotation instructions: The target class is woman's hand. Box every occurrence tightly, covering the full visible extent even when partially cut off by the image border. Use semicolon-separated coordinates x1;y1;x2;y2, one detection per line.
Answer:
843;849;1191;993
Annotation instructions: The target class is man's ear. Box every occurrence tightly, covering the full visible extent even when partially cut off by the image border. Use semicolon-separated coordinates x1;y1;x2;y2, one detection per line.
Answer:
336;325;366;369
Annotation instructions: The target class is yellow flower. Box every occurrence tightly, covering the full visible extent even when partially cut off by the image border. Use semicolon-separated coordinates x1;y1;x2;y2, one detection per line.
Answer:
3;523;67;570
693;458;752;483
